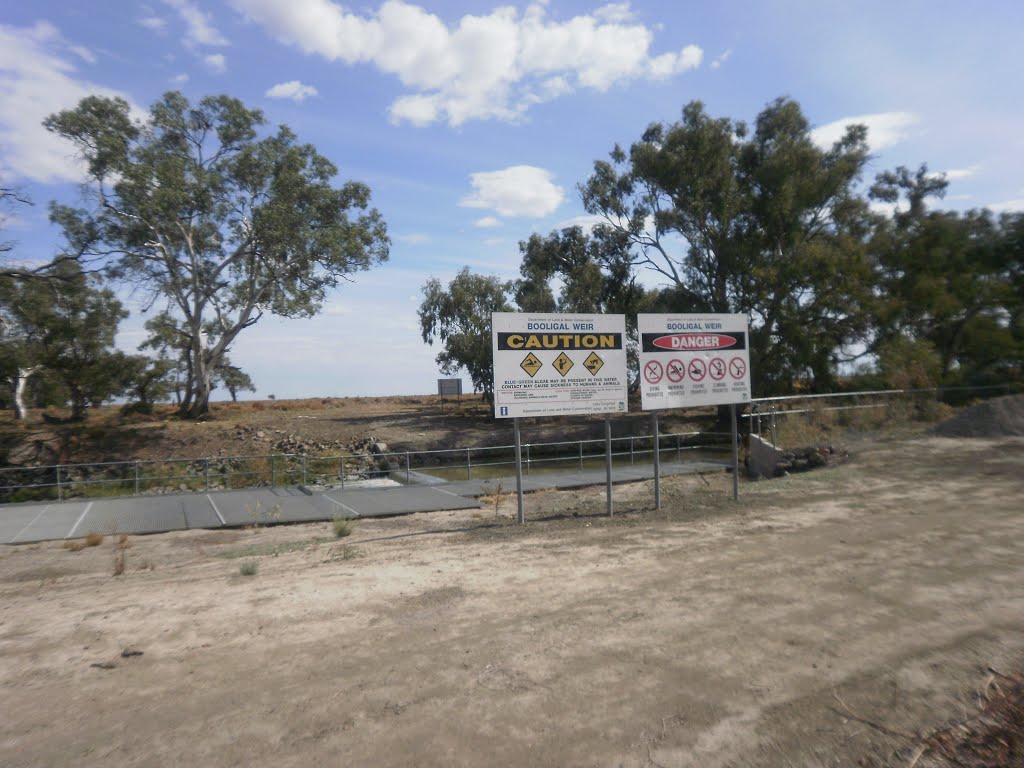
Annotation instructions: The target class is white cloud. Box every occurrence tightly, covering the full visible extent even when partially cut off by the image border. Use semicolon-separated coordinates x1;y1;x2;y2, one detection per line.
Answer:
228;0;703;126
69;45;97;64
811;111;919;151
710;48;732;69
475;216;502;228
552;214;605;232
988;198;1024;213
139;15;168;32
649;44;703;78
943;165;980;180
460;165;564;218
394;232;430;244
204;53;227;73
265;80;319;102
163;0;228;47
0;22;140;183
171;72;189;85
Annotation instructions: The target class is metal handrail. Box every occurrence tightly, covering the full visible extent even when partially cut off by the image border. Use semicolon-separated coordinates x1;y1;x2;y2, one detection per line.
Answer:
0;429;730;501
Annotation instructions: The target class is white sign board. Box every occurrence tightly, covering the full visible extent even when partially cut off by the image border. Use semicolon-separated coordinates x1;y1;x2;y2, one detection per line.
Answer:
638;313;751;409
492;312;628;418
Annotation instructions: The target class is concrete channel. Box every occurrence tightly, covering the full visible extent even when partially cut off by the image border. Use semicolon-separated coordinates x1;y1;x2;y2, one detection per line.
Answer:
0;460;728;544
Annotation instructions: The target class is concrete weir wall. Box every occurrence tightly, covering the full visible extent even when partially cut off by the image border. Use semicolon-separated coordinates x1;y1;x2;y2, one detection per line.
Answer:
747;434;784;478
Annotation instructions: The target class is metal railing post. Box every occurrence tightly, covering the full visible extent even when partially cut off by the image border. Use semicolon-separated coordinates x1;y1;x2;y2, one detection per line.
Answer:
578;440;583;471
467;448;472;480
630;436;634;465
302;455;308;486
525;444;530;475
56;465;62;501
271;454;276;488
134;461;140;496
204;458;210;491
406;451;411;484
340;457;345;489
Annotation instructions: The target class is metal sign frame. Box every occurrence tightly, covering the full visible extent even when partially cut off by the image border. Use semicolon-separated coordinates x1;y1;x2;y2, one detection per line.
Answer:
491;312;628;419
638;313;751;409
492;312;629;523
638;313;752;502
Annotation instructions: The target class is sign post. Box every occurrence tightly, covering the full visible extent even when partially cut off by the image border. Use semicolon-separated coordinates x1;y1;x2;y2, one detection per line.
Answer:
513;417;524;524
637;313;752;501
492;312;629;522
652;412;661;509
605;417;613;516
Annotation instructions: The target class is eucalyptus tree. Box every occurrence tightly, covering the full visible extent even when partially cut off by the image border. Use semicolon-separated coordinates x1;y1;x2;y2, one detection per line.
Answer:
579;98;876;394
870;166;1023;383
418;268;514;402
44;91;389;417
0;260;127;419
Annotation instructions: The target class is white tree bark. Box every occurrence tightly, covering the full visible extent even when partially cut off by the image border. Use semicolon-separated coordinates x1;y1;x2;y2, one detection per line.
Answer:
13;365;40;420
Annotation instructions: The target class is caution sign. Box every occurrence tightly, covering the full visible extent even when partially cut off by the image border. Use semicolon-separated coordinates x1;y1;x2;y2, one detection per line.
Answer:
583;352;604;375
520;353;542;377
493;312;628;418
552;352;574;377
638;313;752;410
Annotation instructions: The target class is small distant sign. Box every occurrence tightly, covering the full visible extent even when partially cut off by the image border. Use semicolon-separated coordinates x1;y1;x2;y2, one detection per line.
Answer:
437;378;463;396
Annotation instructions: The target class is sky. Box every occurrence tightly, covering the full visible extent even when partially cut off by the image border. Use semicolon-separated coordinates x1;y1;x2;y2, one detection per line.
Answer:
2;1;1022;399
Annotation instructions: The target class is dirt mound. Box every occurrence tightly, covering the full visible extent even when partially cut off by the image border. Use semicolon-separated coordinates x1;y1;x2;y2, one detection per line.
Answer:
931;395;1024;438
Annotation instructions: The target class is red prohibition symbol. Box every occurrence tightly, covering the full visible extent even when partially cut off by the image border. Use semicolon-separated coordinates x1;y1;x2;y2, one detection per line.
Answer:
729;357;747;379
666;358;686;383
709;357;727;381
688;358;707;382
644;360;664;384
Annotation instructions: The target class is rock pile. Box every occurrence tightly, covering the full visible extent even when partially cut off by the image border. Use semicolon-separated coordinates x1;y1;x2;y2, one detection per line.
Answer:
931;394;1024;438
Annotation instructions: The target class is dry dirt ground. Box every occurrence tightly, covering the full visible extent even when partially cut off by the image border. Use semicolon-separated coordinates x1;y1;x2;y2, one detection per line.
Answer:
1;394;717;466
1;433;1022;767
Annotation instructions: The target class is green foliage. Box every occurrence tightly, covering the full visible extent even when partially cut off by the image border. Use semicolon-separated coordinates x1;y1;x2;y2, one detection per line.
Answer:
238;560;259;576
869;169;1022;384
1;260;128;419
44;91;389;418
579;97;876;394
332;517;354;538
419;267;514;402
875;337;942;390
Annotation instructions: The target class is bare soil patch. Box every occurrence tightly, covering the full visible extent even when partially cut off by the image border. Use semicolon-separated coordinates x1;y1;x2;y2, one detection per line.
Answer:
1;393;715;467
2;433;1022;767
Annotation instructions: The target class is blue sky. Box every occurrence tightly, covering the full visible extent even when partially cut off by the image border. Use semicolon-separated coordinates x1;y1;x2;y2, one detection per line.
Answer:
2;1;1022;399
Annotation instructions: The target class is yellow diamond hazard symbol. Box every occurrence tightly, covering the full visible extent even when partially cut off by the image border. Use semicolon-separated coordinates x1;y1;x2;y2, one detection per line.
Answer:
520;352;542;377
583;351;604;376
552;352;574;377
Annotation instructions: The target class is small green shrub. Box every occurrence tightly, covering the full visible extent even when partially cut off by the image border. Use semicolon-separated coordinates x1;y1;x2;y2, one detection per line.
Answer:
239;560;259;576
332;517;354;538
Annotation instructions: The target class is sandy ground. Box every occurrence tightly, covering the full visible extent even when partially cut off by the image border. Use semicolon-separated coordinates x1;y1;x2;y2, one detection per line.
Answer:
1;434;1022;767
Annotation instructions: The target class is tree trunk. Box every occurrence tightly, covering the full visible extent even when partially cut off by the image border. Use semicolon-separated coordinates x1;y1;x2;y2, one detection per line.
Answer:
13;366;40;420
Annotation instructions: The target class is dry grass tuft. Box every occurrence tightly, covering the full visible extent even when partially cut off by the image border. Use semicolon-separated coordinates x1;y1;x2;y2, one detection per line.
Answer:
63;539;84;552
113;549;126;576
84;532;104;547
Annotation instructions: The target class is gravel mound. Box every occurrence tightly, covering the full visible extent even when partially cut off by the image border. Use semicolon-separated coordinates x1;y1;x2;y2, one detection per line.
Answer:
931;394;1024;438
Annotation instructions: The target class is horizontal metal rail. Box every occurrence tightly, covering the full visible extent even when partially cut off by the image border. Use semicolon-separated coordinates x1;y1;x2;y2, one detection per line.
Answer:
0;430;729;501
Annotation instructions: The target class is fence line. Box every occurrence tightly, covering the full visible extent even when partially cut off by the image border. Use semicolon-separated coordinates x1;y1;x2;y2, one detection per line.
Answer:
0;430;731;502
4;383;1012;502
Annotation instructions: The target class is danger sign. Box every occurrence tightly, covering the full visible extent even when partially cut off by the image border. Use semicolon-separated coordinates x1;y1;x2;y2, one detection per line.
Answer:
644;360;664;384
638;313;752;409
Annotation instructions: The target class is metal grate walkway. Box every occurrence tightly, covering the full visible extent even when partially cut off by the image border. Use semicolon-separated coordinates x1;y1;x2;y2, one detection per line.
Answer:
1;460;727;544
